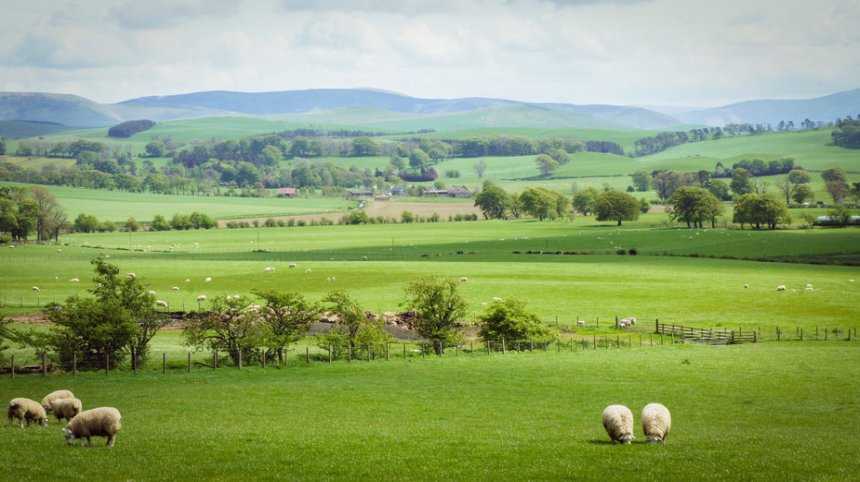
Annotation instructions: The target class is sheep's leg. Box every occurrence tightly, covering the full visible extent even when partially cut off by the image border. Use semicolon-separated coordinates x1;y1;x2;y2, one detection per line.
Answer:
107;435;115;447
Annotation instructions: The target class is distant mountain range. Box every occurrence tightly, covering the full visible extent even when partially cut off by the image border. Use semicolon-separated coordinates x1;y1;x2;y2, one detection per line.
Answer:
0;88;858;134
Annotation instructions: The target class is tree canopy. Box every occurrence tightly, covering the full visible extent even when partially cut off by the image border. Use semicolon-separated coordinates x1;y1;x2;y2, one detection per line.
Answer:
594;191;640;226
668;186;723;228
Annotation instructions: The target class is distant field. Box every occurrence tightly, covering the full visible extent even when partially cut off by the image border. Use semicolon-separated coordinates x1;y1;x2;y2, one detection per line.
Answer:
0;182;357;222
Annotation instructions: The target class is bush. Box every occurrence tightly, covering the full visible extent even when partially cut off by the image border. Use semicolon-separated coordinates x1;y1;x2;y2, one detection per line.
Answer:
477;298;555;346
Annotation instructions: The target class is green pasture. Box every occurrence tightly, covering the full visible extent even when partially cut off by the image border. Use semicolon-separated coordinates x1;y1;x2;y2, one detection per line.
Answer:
1;343;857;481
2;220;858;329
0;182;357;222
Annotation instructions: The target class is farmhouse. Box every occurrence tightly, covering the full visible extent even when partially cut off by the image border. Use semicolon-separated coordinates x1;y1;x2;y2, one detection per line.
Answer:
447;185;472;198
277;187;297;197
348;189;374;199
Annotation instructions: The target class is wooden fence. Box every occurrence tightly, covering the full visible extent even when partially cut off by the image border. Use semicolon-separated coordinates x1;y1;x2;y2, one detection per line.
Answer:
654;321;757;344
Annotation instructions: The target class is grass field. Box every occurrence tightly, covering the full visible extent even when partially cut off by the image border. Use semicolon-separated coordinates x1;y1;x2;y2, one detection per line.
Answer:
1;343;857;481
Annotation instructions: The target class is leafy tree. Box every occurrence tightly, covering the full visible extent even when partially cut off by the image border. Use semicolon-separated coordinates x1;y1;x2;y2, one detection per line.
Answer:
30;186;65;242
631;170;650;192
667;186;724;228
651;170;691;201
184;295;260;366
519;187;569;220
124;217;141;232
389;154;406;171
827;205;852;227
572;187;599;215
730;168;754;196
254;290;320;363
473;159;487;179
831;120;860;148
477;298;554;347
73;213;100;233
474;184;510;219
791;184;815;204
352;137;378;157
260;145;283;169
144;139;165;157
787;169;811;185
409;148;430;170
402;276;467;355
320;290;390;359
821;167;847;183
732;193;789;229
594;191;640;226
535;154;559;177
706;179;731;201
150;214;171;231
0;186;37;241
825;179;850;203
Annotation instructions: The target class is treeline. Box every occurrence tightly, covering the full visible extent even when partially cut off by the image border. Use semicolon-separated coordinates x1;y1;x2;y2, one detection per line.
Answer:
832;118;860;148
71;211;217;234
0;185;66;243
108;119;156;138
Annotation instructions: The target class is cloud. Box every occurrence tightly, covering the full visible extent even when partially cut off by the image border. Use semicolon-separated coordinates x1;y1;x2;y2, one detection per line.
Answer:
108;0;239;30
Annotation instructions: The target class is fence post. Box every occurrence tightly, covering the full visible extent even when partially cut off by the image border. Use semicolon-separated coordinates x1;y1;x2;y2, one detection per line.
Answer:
660;333;664;345
824;328;827;341
73;353;77;376
187;352;191;372
386;342;390;361
42;353;47;376
10;355;13;378
502;338;506;354
307;347;311;364
655;319;659;333
800;328;804;341
421;343;425;358
592;335;596;349
238;349;242;369
367;346;371;362
329;346;333;363
163;353;166;374
105;353;109;375
403;343;407;359
132;348;137;374
262;351;266;369
348;345;352;363
213;351;217;369
471;341;474;355
753;331;757;343
487;341;491;355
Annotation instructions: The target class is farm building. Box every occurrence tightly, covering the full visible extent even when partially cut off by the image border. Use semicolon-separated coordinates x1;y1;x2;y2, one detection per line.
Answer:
447;185;472;198
277;187;297;197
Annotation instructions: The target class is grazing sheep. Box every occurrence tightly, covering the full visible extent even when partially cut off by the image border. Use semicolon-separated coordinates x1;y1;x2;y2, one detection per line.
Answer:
288;263;297;268
127;273;136;279
305;269;312;274
361;256;368;260
8;245;14;248
196;295;207;302
744;283;749;289
459;276;468;283
8;398;48;428
264;267;275;272
776;285;786;291
641;403;671;443
602;405;634;444
56;248;62;252
492;297;503;303
148;290;157;296
41;390;75;411
184;279;191;284
204;277;212;283
576;320;586;327
156;300;168;308
64;407;122;447
171;286;180;291
69;278;79;283
32;286;40;292
51;398;83;423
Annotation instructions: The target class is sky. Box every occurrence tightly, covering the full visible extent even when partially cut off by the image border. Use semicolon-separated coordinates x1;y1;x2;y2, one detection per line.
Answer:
0;0;858;108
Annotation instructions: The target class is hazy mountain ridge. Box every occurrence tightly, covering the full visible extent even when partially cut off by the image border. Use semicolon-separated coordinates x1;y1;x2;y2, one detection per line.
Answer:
0;88;857;133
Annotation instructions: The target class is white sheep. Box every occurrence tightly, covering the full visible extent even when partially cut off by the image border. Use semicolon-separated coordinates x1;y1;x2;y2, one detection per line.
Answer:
64;407;122;447
148;290;157;296
288;263;297;268
204;277;212;283
32;286;40;292
56;248;62;252
264;267;275;272
127;272;136;279
305;269;312;274
576;320;586;327
51;398;83;424
196;295;207;302
41;390;75;411
776;285;786;291
602;405;634;444
641;403;671;444
8;398;48;428
171;286;180;291
156;300;169;308
8;245;14;248
459;276;468;283
744;283;749;289
184;278;191;284
492;297;503;303
69;278;79;283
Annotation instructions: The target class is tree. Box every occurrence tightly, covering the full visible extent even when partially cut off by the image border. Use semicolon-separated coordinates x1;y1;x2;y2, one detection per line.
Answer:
260;145;283;169
150;214;171;231
787;169;811;185
409;148;430;170
631;171;650;192
667;186;724;228
44;256;165;370
477;298;554;348
320;290;390;359
825;179;850;204
730;168;754;196
706;179;731;201
402;276;467;355
791;184;814;204
30;186;65;242
183;295;261;366
124;217;141;232
73;213;100;233
352;137;378;157
474;184;510;220
827;205;852;227
473;159;487;179
254;290;320;363
519;187;569;221
594;191;640;226
732;193;789;229
831;119;860;148
144;140;165;157
572;187;599;215
535;154;559;177
820;167;847;183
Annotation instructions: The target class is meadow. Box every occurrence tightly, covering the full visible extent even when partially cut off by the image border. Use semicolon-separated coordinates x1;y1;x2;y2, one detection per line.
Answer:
1;342;857;481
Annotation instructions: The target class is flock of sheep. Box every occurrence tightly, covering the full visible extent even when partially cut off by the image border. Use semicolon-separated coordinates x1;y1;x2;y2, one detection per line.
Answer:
602;403;671;444
7;389;122;447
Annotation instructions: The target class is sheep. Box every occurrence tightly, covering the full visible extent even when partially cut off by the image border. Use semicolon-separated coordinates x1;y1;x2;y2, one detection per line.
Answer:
171;286;180;291
184;278;191;284
744;283;749;289
641;403;671;444
56;248;62;252
41;390;75;412
776;285;786;291
8;245;14;248
492;297;503;303
8;398;48;428
305;269;312;274
51;398;83;424
69;278;79;283
32;286;40;292
196;295;207;302
148;290;157;296
288;263;297;268
576;320;586;327
459;276;468;283
264;267;275;272
126;273;136;279
156;300;169;308
204;277;212;283
602;405;634;444
64;407;122;447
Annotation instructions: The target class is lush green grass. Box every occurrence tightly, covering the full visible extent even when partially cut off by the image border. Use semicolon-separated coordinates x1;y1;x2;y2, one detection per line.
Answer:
0;343;857;480
0;182;357;222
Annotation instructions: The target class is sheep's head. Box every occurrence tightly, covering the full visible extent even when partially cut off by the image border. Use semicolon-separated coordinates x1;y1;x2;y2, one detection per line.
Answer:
38;417;48;426
646;435;664;444
619;435;634;444
63;427;75;444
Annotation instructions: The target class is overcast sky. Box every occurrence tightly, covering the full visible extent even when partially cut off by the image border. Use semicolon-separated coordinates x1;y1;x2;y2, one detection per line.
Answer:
1;0;857;108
